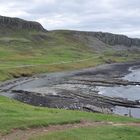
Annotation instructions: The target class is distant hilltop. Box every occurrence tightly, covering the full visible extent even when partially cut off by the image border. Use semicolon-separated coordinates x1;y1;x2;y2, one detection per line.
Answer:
0;15;140;47
0;15;46;31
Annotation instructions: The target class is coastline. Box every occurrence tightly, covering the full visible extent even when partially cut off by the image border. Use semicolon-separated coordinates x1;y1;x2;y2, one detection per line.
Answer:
0;61;140;116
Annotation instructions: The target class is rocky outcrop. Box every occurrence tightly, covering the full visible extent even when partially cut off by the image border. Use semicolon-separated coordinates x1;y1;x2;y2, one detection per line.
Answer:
91;32;140;47
0;15;46;31
64;30;140;47
12;89;140;114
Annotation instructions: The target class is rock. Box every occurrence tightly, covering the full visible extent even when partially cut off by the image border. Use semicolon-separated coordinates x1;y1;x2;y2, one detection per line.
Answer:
70;30;140;47
0;15;46;31
12;88;140;114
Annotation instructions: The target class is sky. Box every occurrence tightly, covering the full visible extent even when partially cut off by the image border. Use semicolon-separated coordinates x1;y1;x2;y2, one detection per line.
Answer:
0;0;140;38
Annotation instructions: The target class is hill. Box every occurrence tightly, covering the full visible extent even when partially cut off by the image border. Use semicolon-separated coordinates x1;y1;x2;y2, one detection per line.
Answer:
0;15;46;31
0;15;140;140
0;15;140;81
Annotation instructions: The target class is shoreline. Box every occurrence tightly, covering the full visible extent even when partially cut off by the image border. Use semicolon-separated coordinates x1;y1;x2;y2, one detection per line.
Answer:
0;61;140;116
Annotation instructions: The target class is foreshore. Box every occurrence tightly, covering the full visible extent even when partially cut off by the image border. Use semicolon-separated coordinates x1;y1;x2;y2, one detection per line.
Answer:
1;61;140;115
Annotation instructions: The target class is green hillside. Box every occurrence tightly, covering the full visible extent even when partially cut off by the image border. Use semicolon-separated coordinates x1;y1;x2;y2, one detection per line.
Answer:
0;29;140;81
0;16;140;140
0;96;139;134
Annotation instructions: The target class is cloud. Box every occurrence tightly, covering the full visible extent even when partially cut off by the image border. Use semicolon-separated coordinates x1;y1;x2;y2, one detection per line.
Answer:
0;0;140;37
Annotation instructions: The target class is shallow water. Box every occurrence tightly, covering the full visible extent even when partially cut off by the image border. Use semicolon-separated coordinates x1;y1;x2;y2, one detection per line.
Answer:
123;66;140;82
98;85;140;101
113;106;140;118
97;67;140;118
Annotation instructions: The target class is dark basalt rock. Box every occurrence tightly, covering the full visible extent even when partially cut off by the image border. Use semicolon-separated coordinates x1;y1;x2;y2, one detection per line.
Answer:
12;89;140;114
0;15;46;31
91;32;140;47
70;30;140;47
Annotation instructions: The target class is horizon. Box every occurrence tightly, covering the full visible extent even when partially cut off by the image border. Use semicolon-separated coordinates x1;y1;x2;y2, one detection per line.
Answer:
0;0;140;38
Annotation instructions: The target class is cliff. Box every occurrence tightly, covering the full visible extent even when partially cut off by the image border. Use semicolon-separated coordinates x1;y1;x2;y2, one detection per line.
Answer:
72;31;140;47
0;15;46;31
0;15;140;48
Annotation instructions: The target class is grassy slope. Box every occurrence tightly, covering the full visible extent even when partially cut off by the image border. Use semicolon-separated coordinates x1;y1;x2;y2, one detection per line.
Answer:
0;30;140;81
31;126;140;140
0;96;140;134
0;29;140;139
0;30;95;80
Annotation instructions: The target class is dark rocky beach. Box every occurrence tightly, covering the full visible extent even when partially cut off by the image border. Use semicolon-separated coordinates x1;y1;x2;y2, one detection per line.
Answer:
1;61;140;117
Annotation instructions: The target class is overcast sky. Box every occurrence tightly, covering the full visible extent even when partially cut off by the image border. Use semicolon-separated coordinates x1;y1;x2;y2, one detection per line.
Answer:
0;0;140;38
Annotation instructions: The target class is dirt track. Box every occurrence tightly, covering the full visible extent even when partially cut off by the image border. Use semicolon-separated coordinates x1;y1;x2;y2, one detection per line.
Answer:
1;120;140;140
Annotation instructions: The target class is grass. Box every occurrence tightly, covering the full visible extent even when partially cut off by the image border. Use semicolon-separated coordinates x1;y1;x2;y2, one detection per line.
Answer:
0;29;140;138
0;95;140;134
0;30;95;80
30;126;140;140
0;30;139;81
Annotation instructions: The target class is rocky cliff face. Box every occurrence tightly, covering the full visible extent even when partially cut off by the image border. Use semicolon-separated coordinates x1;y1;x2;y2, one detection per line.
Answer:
91;32;140;47
0;16;46;31
0;15;140;47
71;31;140;47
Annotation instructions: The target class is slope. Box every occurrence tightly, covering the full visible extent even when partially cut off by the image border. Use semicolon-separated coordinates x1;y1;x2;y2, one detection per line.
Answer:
0;16;140;81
